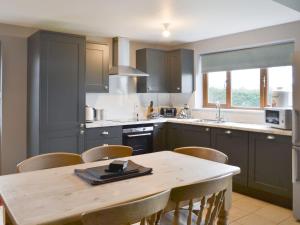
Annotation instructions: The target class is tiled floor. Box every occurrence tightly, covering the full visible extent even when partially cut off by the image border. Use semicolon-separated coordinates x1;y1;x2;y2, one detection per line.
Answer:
0;193;299;225
230;192;300;225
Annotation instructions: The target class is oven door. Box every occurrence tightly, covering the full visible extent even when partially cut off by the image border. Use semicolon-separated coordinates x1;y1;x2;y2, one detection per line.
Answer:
123;132;153;155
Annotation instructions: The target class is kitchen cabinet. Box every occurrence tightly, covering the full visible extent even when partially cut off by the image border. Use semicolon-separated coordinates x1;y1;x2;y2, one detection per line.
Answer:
167;123;181;150
153;123;168;151
86;43;109;93
84;126;122;151
27;31;85;156
166;49;194;93
212;128;249;189
136;49;168;93
248;132;292;207
135;48;194;93
177;124;212;148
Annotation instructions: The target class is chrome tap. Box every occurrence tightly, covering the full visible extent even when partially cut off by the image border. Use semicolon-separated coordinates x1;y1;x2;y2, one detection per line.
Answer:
215;102;223;123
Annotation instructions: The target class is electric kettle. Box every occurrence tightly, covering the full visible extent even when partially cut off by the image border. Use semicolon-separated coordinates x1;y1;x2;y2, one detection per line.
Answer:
85;105;95;122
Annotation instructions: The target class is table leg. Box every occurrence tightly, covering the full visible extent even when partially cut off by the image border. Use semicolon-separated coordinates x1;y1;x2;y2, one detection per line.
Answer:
217;177;232;225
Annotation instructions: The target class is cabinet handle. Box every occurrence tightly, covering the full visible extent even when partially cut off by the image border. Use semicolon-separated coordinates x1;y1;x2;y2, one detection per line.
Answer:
205;128;210;132
104;85;108;90
225;130;232;135
80;130;85;135
101;131;109;135
177;87;180;91
267;135;275;140
80;123;85;128
154;124;159;127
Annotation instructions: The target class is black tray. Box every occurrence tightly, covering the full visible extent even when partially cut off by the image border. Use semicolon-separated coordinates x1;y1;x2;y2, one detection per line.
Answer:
75;160;152;185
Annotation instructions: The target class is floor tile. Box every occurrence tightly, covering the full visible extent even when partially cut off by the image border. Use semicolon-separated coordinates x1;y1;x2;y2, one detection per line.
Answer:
279;216;300;225
233;195;268;213
235;214;277;225
228;206;251;223
232;192;245;202
255;204;292;223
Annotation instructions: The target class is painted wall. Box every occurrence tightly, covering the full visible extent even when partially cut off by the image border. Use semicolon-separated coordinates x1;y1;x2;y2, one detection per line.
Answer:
171;20;300;124
0;24;36;174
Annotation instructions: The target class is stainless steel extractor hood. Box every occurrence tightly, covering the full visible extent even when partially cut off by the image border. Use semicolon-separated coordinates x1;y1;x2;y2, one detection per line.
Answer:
108;37;148;77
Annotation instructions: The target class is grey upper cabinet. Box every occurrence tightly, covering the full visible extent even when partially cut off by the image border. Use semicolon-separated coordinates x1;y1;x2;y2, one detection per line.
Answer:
166;49;194;93
27;31;86;156
136;48;194;93
249;132;292;207
136;49;168;93
86;43;109;93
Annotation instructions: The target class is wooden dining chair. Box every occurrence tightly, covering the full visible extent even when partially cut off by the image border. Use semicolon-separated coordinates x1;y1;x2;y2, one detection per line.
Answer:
161;174;232;225
81;189;171;225
17;152;82;173
81;145;133;163
174;146;228;164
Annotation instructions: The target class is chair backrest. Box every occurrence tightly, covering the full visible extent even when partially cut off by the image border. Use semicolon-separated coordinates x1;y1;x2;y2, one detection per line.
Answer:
17;152;82;173
81;190;171;225
81;145;133;163
171;174;232;225
174;146;228;164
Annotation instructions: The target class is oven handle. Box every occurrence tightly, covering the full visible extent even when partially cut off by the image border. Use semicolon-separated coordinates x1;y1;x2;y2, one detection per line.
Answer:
127;133;152;138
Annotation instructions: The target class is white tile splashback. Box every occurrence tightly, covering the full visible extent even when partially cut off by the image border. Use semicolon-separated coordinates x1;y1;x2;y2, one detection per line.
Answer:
86;93;171;121
87;92;265;124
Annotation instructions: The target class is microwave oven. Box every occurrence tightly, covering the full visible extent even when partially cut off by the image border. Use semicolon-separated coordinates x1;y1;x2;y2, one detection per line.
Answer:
264;107;292;130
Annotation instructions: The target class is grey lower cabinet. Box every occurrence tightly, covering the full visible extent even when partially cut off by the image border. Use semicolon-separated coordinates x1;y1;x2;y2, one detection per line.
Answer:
136;49;168;93
212;128;249;189
166;123;211;150
84;126;122;151
27;31;86;156
136;48;194;93
248;132;292;207
153;123;168;151
86;43;109;93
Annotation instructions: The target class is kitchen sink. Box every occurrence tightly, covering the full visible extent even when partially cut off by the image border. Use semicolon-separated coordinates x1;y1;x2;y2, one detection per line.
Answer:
195;119;226;124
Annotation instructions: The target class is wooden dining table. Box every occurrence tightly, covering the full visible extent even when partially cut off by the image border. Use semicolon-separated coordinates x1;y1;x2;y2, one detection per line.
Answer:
0;151;240;225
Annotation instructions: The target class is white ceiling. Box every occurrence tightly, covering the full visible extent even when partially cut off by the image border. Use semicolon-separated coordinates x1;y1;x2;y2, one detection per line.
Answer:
0;0;300;45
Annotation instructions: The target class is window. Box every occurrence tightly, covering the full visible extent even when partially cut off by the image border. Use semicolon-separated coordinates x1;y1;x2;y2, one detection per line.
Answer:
203;66;292;109
231;69;260;108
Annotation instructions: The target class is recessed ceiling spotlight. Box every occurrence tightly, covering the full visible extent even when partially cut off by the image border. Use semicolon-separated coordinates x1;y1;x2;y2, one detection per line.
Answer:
162;23;170;38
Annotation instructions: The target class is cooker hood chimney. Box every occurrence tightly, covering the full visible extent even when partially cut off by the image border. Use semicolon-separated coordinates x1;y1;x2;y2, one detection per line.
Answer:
108;37;148;77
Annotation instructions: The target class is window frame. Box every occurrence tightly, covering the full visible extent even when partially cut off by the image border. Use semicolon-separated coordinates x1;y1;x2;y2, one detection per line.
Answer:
203;68;271;109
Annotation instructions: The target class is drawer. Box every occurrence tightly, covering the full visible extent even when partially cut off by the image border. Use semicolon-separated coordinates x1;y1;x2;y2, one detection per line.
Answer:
84;137;123;151
85;126;122;140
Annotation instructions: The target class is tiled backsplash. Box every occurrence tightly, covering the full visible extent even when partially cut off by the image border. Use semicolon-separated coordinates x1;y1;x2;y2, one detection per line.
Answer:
86;92;265;124
86;93;171;121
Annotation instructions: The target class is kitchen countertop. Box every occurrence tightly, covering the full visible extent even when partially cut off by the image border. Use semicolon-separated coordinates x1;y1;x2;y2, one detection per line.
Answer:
86;118;292;136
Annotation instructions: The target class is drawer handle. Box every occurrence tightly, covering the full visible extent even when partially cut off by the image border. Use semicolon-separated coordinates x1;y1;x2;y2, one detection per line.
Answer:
154;124;159;127
177;87;180;90
205;128;210;132
225;130;232;135
80;130;85;135
267;135;275;140
101;131;109;135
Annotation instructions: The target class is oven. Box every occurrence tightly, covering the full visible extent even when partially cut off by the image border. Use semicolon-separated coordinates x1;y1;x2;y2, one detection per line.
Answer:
122;124;154;155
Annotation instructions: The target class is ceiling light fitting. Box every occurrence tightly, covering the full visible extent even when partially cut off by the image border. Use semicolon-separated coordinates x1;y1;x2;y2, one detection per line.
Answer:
162;23;170;38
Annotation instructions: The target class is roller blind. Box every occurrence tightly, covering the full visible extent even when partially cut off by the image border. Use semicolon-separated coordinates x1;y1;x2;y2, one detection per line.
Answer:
201;42;294;73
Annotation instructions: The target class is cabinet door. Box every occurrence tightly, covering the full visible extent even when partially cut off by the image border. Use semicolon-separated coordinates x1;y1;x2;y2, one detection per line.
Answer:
40;32;85;154
166;51;181;93
212;128;248;187
153;123;167;151
136;49;167;93
177;125;211;148
86;43;109;92
249;133;292;199
167;123;180;150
